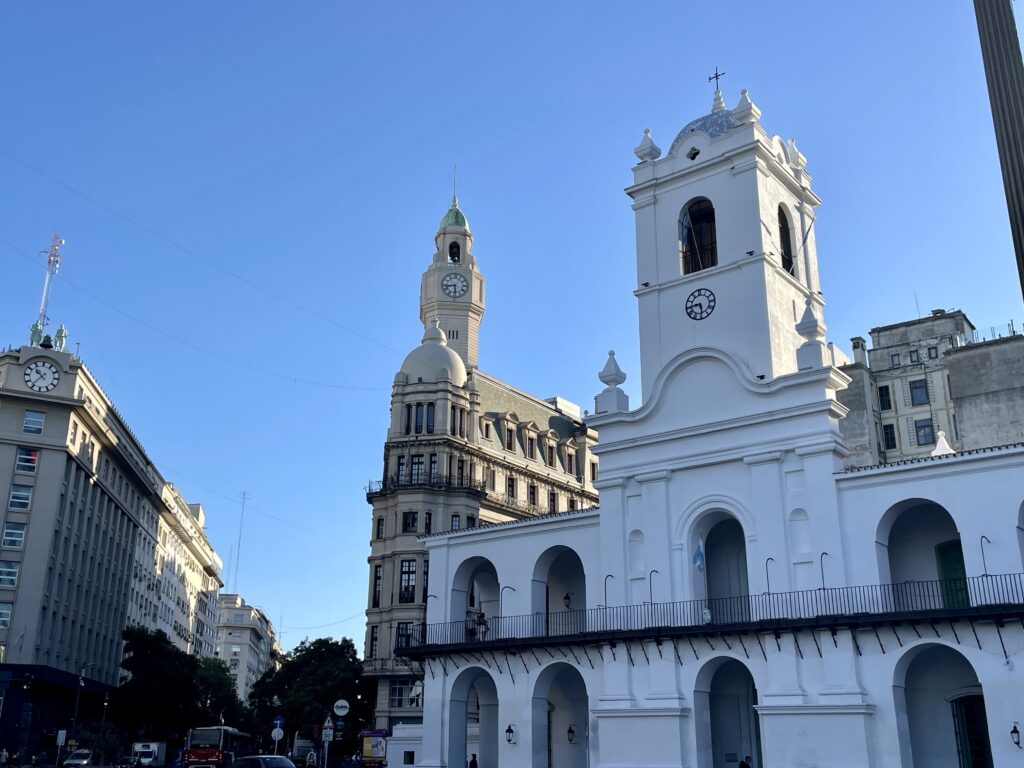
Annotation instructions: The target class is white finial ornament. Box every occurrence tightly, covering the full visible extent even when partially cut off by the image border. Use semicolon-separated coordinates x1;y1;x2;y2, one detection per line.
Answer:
931;431;955;457
711;89;727;113
599;350;627;387
732;88;761;124
634;128;662;163
595;351;629;414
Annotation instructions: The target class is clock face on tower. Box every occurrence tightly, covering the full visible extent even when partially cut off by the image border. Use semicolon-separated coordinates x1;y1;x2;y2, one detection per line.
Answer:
441;272;469;298
685;288;716;320
24;360;60;392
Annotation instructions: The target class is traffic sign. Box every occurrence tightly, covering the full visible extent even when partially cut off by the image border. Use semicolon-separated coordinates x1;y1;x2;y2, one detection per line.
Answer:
271;728;284;742
322;727;334;743
273;716;285;729
323;714;333;729
56;731;66;747
333;699;350;718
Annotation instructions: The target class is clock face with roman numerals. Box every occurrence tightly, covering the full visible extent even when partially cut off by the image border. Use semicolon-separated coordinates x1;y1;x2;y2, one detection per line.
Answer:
685;288;716;320
441;272;469;298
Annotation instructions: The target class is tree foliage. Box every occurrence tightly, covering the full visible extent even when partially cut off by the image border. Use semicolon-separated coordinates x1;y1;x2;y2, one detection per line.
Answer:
249;638;371;756
108;627;250;743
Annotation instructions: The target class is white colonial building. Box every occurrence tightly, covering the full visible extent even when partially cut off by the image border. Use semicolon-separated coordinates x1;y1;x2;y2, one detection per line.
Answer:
397;90;1024;768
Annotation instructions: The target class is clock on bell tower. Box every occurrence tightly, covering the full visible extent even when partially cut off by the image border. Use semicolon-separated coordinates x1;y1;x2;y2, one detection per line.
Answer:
420;195;486;369
628;88;827;400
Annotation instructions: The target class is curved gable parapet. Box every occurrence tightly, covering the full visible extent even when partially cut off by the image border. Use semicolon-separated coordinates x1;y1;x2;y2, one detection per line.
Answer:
590;347;850;433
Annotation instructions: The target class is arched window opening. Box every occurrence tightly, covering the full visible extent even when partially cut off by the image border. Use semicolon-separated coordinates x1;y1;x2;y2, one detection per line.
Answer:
449;241;461;263
778;206;795;275
679;199;718;274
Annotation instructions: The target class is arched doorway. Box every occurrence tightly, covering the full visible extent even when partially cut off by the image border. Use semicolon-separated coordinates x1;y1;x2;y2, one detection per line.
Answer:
877;499;967;609
531;663;589;768
452;557;500;641
695;658;762;768
531;546;587;636
448;667;499;768
698;516;749;623
894;645;993;768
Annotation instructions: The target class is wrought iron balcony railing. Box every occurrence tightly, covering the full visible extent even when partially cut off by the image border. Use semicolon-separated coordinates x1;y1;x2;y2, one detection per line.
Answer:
366;474;489;498
396;572;1024;654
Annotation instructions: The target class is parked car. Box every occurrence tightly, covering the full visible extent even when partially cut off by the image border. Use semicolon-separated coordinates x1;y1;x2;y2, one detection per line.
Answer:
232;757;296;768
63;750;93;767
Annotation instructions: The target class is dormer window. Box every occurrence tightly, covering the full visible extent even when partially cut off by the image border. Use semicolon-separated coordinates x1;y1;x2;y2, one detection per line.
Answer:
680;198;717;274
448;242;461;264
778;206;795;275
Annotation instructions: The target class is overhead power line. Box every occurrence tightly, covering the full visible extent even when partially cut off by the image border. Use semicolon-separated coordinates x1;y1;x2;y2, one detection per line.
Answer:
0;237;389;391
0;147;405;356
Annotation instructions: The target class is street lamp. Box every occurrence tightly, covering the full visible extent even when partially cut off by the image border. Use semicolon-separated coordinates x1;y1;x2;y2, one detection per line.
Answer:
980;535;991;576
500;586;516;616
71;663;96;743
819;552;830;590
765;557;775;595
603;574;615;607
648;569;659;605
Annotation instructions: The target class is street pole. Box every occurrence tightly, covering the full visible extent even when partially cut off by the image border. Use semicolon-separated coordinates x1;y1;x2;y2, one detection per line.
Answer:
70;664;95;744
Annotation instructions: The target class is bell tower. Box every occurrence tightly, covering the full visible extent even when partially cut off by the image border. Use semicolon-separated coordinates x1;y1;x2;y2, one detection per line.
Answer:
420;196;486;369
628;88;826;400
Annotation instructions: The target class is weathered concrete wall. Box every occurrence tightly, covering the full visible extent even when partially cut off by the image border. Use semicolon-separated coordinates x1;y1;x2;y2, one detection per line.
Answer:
948;336;1024;448
837;364;879;468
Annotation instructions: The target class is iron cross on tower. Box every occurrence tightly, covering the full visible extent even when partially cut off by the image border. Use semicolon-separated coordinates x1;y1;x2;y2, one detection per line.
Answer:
708;67;726;87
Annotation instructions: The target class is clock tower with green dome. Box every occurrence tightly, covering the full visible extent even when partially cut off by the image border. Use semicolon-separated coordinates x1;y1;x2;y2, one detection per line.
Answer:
419;195;486;369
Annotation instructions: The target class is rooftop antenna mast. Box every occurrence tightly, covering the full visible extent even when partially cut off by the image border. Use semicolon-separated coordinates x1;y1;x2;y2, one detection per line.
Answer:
37;233;65;332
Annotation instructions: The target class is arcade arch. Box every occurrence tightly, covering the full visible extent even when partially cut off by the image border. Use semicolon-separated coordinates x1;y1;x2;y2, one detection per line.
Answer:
894;644;993;768
531;663;589;768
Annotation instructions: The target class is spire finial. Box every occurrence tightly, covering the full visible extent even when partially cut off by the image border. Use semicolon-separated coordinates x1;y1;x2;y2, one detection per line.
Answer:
708;67;727;112
452;164;458;208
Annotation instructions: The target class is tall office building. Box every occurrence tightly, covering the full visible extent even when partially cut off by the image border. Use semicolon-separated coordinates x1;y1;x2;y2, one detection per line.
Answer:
215;593;282;703
362;198;599;739
0;329;223;757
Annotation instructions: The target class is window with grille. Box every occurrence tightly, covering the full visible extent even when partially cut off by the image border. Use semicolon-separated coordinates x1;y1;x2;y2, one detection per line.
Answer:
910;379;929;406
410;455;424;482
372;565;382;608
15;448;39;473
914;419;935;446
8;485;32;510
2;523;25;549
778;206;795;274
399;560;416;603
882;424;897;450
369;626;379;658
402;511;419;534
389;677;417;707
878;385;892;411
451;515;461;531
23;411;44;434
679;198;718;274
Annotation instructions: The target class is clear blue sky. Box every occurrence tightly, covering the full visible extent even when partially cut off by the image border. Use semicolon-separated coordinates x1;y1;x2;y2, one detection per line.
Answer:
1;2;1021;651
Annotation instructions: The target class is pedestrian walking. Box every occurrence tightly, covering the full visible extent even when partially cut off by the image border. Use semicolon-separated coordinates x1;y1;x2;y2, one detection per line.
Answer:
469;754;478;768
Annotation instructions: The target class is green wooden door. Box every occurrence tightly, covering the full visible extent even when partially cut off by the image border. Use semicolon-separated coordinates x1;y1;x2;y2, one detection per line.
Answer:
935;540;969;608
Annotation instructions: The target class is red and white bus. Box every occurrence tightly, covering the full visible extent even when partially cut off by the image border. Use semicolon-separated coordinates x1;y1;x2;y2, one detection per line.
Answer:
184;726;254;768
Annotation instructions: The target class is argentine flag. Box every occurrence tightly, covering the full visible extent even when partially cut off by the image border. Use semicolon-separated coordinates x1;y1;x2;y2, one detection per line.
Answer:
693;539;705;572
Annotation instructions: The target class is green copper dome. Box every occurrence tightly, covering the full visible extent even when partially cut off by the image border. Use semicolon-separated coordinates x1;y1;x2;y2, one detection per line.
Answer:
438;195;470;231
